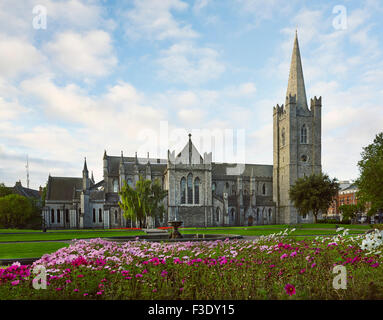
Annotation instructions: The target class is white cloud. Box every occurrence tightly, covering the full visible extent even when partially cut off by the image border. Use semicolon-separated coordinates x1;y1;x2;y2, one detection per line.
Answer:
157;42;225;84
44;30;117;77
0;35;45;78
125;0;198;40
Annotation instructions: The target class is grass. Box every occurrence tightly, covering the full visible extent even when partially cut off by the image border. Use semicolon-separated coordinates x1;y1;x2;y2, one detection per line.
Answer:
0;230;145;243
0;242;69;259
180;228;364;237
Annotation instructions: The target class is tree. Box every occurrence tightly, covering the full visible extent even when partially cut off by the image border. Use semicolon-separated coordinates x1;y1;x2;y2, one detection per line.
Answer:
0;183;13;198
289;173;339;223
356;132;383;218
339;203;365;224
118;177;167;228
0;194;41;228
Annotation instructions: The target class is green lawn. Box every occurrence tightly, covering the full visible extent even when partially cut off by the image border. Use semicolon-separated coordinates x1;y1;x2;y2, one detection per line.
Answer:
0;242;69;259
180;228;365;237
0;230;145;242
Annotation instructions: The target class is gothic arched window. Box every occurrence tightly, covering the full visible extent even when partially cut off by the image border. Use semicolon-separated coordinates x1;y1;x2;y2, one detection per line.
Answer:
268;208;272;220
115;210;118;222
57;209;61;223
180;177;186;204
127;179;133;188
113;180;118;192
93;208;96;223
194;177;200;204
300;124;307;144
65;209;69;223
99;208;103;223
51;209;54;223
212;182;216;194
187;173;193;204
281;127;286;146
262;183;266;195
216;207;220;222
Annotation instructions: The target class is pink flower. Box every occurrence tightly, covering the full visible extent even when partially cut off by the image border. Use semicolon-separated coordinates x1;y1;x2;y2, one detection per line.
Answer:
73;289;79;292
135;274;143;278
370;263;379;268
290;251;297;257
299;268;306;274
96;291;103;295
311;263;316;268
11;280;20;286
77;274;84;278
284;284;296;296
280;254;288;260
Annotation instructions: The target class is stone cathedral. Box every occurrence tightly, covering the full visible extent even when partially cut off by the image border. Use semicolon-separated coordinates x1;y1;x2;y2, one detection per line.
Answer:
43;32;322;229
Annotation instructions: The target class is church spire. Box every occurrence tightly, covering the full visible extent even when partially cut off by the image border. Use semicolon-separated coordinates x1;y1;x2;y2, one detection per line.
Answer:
83;157;88;174
286;30;308;110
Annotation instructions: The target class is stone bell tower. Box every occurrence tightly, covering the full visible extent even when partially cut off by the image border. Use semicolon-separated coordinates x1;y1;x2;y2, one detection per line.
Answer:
273;31;322;224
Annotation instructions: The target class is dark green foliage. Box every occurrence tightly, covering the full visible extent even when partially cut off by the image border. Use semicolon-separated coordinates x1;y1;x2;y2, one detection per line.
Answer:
289;173;339;223
0;183;13;198
0;194;41;229
356;132;383;216
316;219;351;225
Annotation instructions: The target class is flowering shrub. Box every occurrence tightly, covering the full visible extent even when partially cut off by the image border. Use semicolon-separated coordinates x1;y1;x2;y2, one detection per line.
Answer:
0;229;383;300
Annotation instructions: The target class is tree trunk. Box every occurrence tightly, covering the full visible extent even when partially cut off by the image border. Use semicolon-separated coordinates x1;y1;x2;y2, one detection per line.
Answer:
314;211;318;223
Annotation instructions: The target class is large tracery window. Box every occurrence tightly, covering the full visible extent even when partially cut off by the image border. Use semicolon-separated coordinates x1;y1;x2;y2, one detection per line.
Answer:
187;173;193;204
300;124;307;144
194;177;200;204
180;177;186;204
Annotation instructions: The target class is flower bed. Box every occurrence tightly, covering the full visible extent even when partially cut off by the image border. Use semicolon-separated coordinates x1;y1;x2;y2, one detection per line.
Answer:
1;229;382;300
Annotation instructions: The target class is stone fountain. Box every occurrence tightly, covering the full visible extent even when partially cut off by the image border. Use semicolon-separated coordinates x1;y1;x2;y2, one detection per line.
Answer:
168;220;183;239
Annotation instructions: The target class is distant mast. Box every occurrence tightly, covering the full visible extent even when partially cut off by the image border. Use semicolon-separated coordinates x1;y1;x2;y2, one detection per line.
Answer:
26;155;30;188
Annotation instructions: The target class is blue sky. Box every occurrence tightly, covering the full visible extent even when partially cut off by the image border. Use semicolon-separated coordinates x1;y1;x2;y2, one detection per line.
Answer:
0;0;382;189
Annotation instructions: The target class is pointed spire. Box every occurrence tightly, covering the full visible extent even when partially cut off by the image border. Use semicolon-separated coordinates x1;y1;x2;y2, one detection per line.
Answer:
135;152;138;165
91;171;95;183
286;30;308;110
83;157;88;173
103;150;107;159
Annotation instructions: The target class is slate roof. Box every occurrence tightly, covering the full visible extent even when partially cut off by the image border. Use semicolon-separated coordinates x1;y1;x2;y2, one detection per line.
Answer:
212;163;273;178
13;182;41;199
47;176;82;201
106;155;167;176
